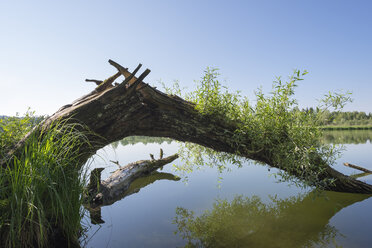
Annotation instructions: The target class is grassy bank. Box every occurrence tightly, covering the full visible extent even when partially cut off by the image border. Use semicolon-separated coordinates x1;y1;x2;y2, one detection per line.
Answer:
0;114;90;247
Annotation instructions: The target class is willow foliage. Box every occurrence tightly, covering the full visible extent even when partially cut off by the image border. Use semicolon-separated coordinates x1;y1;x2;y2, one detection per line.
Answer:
167;68;351;189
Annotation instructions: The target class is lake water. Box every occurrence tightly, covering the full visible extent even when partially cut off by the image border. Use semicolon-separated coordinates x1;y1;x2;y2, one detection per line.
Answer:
81;130;372;248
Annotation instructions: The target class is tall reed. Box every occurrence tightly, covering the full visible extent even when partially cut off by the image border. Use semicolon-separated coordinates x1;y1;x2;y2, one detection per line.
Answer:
0;119;91;247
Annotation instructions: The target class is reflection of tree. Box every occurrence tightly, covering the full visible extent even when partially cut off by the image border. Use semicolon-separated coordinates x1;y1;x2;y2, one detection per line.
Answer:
175;142;245;175
117;171;180;201
173;191;370;248
87;171;180;224
108;136;173;149
322;130;372;144
120;136;173;146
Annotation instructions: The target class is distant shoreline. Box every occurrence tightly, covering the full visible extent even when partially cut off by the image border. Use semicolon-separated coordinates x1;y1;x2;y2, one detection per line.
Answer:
321;126;372;130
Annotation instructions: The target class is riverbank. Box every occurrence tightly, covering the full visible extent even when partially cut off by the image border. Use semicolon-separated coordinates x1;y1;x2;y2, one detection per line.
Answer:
0;116;88;247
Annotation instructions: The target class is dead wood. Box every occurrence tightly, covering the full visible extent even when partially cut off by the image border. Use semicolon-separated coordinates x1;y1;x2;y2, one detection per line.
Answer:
2;60;372;194
84;154;179;224
344;162;372;174
86;154;179;206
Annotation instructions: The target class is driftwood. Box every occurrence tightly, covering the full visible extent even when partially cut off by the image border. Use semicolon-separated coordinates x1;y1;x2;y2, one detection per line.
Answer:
343;162;372;174
87;170;181;224
87;153;179;206
3;60;372;194
85;153;179;224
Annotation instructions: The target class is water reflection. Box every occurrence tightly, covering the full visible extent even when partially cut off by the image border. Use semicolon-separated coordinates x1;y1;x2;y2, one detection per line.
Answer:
109;130;372;150
83;133;372;247
173;191;370;248
87;171;180;224
322;130;372;144
110;136;173;148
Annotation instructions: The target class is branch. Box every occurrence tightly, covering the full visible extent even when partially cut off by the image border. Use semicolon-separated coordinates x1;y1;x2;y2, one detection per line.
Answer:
109;59;142;86
344;162;372;173
126;68;151;95
114;63;143;94
95;71;121;92
85;79;103;86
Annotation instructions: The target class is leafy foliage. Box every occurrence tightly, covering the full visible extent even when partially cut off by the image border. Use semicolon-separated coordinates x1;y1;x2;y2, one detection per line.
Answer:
167;69;352;189
0;110;44;160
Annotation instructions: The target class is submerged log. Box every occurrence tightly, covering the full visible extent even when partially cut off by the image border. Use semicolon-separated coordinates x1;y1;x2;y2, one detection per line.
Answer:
87;171;180;224
86;153;179;207
3;60;372;194
85;154;179;224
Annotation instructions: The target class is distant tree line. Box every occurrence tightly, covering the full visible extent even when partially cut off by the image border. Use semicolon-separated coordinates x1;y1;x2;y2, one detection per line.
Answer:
300;108;372;128
0;114;44;133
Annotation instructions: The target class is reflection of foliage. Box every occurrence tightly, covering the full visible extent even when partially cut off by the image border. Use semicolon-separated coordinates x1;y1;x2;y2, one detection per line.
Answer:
165;69;352;190
110;136;173;149
174;191;370;248
322;130;372;144
174;142;245;174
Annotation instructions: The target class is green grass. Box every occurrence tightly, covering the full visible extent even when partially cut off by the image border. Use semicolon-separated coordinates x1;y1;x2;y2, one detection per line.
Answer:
0;117;91;247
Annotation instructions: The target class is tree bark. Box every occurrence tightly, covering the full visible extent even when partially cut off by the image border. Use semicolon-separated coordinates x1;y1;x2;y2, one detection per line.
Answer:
87;153;179;206
3;60;372;194
85;154;180;224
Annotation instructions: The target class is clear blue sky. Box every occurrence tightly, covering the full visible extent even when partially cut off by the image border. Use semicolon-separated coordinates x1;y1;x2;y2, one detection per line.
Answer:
1;0;371;116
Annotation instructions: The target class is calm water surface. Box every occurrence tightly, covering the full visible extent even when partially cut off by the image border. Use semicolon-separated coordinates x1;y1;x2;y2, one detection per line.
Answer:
81;130;372;248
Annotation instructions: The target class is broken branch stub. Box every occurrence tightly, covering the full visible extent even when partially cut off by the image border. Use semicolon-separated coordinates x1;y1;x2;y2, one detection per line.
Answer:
85;79;103;86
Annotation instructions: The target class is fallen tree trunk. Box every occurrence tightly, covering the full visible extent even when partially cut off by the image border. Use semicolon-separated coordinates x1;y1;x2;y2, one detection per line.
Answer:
86;153;179;206
3;60;372;194
85;154;180;224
